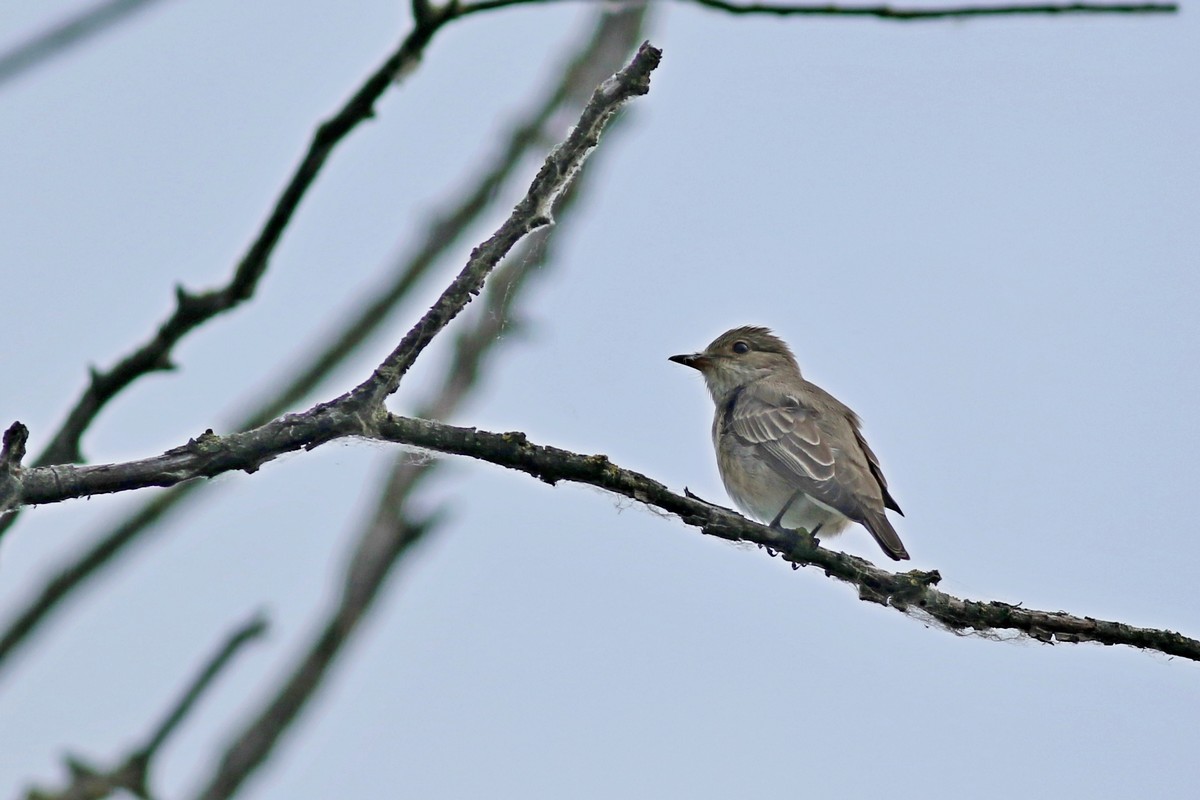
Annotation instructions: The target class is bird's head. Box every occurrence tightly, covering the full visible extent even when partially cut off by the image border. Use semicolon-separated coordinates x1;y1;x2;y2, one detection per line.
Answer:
669;326;801;401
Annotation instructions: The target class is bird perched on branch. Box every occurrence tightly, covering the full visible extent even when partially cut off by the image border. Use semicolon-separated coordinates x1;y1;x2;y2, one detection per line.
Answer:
670;326;910;561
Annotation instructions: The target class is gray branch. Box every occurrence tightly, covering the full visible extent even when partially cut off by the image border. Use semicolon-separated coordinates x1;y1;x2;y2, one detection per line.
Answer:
188;17;650;799
0;0;173;89
4;25;1190;672
460;0;1176;19
0;0;638;677
685;0;1176;19
11;0;567;479
10;402;1200;664
345;41;661;409
9;40;661;510
370;414;1200;662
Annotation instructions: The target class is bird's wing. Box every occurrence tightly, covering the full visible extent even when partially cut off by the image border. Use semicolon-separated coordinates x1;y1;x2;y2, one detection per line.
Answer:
725;385;862;519
727;382;909;560
851;425;903;515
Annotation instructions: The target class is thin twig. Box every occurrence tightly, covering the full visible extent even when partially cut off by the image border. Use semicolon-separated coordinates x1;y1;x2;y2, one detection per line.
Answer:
347;41;662;409
0;0;173;89
0;0;629;675
455;0;1177;19
0;7;650;677
187;506;437;800
8;42;661;507
24;613;268;800
27;20;431;471
137;614;269;759
187;15;649;798
686;0;1176;19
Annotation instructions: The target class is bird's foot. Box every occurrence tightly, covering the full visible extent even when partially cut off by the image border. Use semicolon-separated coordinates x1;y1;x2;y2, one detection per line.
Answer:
795;523;822;549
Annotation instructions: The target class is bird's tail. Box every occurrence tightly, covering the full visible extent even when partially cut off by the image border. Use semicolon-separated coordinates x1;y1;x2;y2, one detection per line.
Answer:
862;512;910;561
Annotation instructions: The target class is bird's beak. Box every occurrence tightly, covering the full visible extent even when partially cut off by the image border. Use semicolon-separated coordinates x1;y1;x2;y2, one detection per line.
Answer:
669;352;708;371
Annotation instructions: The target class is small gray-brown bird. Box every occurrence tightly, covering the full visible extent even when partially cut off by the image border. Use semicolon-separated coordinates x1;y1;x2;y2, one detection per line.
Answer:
670;326;910;561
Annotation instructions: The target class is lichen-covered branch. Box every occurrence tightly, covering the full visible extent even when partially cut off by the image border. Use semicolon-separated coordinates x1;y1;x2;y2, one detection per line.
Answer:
188;12;649;797
2;20;1189;674
686;0;1176;19
458;0;1177;19
17;0;570;475
11;400;1199;665
0;422;28;515
0;7;645;677
347;40;662;408
369;414;1200;662
7;41;662;512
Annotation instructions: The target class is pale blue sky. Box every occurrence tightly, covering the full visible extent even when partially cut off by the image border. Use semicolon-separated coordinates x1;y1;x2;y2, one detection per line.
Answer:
1;2;1197;798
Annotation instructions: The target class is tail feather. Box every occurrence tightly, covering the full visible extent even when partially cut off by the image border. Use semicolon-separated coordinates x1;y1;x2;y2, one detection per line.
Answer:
861;512;910;561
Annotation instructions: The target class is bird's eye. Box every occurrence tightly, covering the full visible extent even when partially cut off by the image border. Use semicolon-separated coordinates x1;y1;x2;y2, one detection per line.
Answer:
732;341;750;354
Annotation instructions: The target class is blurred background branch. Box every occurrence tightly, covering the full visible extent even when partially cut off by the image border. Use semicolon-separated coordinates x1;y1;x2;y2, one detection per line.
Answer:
189;11;647;798
0;0;172;89
24;613;267;800
0;0;635;540
2;0;1191;798
0;2;644;679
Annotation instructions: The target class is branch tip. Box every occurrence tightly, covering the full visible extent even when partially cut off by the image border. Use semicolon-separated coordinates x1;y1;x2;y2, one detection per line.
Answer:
347;38;663;407
1;422;28;469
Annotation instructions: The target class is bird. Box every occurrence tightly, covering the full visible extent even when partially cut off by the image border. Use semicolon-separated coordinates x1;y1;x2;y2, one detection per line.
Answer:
669;326;910;561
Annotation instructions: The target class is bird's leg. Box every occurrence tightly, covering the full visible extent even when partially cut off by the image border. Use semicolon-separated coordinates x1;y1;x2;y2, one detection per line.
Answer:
769;490;803;530
788;521;823;551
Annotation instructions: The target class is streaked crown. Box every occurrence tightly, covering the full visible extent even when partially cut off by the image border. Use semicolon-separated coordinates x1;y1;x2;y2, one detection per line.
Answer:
705;326;798;365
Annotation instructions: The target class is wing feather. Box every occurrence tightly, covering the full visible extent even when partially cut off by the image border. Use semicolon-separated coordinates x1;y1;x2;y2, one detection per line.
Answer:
727;390;837;490
852;426;903;514
723;377;909;560
726;382;885;523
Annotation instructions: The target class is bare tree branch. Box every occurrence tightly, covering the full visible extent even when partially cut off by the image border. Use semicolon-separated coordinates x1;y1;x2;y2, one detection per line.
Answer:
685;0;1176;19
4;50;660;783
2;0;1175;544
0;0;173;89
187;508;438;800
24;19;428;473
8;41;660;511
346;43;660;409
1;0;1184;726
0;422;29;515
24;613;267;800
12;0;591;481
458;0;1177;19
0;0;626;676
370;414;1200;662
188;18;650;799
10;404;1200;664
0;0;652;678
